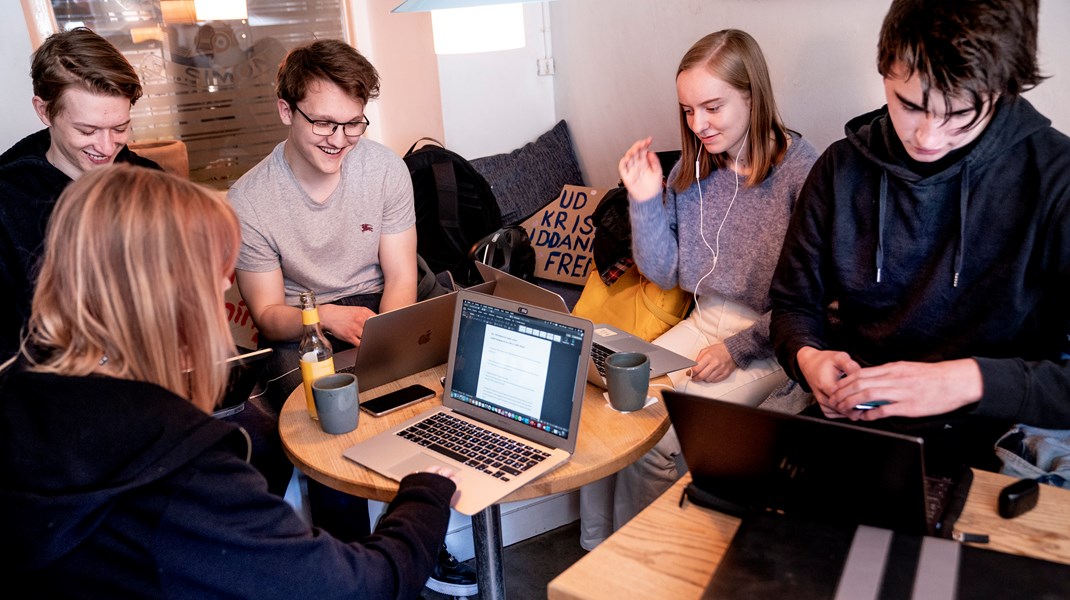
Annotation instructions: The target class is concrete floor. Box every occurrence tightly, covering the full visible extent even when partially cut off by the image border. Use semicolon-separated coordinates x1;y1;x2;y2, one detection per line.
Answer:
422;520;588;600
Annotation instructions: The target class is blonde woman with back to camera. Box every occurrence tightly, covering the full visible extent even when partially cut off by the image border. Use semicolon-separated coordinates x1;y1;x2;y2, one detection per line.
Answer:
0;164;459;599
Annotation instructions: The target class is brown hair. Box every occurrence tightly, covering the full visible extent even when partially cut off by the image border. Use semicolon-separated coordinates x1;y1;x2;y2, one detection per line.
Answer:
878;0;1045;129
31;27;143;122
671;29;790;192
26;165;240;413
276;39;380;107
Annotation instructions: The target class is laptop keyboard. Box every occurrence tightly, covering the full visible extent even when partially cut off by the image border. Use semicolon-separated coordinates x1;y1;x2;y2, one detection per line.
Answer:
924;475;953;525
592;342;612;377
396;412;550;482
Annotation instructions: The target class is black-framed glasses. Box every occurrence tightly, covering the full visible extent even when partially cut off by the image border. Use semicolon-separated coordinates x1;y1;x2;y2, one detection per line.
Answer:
291;105;370;137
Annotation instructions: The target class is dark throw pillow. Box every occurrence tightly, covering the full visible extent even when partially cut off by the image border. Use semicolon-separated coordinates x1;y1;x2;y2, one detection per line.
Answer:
470;120;585;226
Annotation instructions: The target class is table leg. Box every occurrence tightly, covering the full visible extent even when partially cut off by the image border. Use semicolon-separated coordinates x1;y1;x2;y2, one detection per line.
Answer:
472;504;506;600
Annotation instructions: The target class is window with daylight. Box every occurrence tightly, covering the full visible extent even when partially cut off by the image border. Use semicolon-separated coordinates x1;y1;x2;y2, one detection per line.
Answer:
23;0;348;188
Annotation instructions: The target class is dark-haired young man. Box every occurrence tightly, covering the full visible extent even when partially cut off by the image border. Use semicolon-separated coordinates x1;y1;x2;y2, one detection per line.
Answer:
0;27;158;360
771;0;1070;472
229;40;474;596
229;39;417;412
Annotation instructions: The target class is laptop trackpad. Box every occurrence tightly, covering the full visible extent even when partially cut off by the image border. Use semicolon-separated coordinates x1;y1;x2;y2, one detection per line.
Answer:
391;453;456;476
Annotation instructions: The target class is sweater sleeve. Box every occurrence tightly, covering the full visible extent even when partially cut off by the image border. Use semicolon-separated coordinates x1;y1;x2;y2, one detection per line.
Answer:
156;451;455;600
770;150;837;387
973;357;1070;428
971;180;1070;427
628;186;680;291
723;310;774;369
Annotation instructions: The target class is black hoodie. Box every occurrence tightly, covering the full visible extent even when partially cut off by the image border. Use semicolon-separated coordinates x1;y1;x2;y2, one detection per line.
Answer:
771;97;1070;439
0;129;159;361
0;365;454;599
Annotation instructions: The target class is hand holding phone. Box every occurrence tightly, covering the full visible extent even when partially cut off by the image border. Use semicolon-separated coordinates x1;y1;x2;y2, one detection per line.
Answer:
361;384;436;416
854;400;892;411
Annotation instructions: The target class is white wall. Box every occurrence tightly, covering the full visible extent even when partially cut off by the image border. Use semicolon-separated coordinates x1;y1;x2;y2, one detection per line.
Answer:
350;0;557;160
550;0;1070;189
350;0;446;157
1;2;41;151
437;2;557;158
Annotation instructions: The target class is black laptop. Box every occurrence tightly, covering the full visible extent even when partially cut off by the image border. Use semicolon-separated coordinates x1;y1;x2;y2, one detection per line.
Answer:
663;390;971;538
212;348;273;418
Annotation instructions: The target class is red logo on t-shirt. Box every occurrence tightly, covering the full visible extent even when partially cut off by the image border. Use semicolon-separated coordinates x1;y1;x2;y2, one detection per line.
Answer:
361;224;374;232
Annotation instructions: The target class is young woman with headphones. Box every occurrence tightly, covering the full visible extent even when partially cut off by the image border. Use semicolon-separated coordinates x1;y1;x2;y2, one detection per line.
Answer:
581;29;819;549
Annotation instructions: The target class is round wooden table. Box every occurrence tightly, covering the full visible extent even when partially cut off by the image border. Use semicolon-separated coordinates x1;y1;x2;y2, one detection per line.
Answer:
279;364;671;600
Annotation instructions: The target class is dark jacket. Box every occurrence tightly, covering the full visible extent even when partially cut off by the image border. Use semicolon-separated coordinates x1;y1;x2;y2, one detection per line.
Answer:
0;129;160;360
0;365;454;599
771;97;1070;431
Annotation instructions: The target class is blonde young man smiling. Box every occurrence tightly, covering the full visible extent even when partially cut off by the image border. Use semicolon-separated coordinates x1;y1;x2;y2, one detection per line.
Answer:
771;0;1070;473
0;27;158;361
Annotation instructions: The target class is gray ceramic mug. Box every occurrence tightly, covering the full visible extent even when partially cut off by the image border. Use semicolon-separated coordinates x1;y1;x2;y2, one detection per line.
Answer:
312;373;360;434
605;352;650;412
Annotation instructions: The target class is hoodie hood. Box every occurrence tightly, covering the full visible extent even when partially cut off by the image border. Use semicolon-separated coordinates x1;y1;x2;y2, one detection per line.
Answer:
843;96;1052;287
0;367;243;569
0;129;52;167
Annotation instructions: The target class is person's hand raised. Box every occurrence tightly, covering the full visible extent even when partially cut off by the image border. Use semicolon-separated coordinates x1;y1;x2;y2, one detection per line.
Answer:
618;137;664;203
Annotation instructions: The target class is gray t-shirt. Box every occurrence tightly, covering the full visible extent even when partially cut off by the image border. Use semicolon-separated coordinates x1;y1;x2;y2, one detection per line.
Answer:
229;139;415;306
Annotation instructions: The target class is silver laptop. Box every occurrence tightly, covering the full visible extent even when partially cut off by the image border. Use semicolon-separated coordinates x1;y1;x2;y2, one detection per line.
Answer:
474;263;694;387
475;261;570;312
343;289;594;515
586;323;695;388
337;282;495;392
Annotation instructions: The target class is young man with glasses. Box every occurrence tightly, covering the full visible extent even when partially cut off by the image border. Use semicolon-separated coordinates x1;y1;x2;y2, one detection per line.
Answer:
229;39;417;411
228;39;477;597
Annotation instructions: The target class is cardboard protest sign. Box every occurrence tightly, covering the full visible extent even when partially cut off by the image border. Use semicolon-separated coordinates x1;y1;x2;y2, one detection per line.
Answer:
520;185;601;285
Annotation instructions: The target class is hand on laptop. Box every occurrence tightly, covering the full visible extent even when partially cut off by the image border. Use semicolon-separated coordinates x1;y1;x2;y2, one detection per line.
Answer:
319;304;377;346
688;342;738;383
420;466;462;508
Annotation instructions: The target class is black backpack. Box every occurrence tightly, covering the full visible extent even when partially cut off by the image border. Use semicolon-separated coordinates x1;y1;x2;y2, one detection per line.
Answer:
469;225;537;281
404;138;502;286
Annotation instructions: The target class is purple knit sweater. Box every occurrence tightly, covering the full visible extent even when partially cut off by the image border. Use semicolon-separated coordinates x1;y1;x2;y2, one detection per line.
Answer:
629;133;818;368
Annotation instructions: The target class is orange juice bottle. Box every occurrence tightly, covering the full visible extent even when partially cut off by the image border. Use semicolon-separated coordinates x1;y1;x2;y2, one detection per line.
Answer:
298;290;334;419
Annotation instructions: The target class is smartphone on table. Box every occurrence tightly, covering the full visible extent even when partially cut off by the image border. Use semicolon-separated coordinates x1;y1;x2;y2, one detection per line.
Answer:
360;383;436;416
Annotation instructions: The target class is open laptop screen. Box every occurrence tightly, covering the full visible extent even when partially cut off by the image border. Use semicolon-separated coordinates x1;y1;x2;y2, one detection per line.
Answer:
664;390;937;536
448;296;586;441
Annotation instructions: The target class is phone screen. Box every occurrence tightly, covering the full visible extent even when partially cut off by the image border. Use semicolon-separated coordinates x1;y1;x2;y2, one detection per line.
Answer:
361;384;435;416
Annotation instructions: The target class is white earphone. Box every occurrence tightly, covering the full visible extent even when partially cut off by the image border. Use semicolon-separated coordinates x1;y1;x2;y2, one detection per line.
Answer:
692;127;750;344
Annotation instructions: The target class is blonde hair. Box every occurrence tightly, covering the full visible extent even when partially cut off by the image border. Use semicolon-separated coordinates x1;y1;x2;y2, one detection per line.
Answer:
671;29;790;192
26;165;240;412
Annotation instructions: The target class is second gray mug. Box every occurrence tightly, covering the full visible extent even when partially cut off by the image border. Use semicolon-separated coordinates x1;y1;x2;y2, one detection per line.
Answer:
605;351;650;412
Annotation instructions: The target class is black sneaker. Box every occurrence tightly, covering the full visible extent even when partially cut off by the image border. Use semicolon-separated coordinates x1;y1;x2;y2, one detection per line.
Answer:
425;545;478;597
